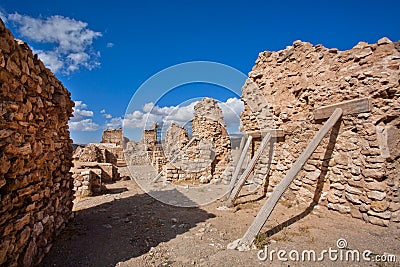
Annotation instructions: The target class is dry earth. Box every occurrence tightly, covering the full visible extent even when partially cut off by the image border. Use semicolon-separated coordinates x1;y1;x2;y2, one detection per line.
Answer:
41;166;400;267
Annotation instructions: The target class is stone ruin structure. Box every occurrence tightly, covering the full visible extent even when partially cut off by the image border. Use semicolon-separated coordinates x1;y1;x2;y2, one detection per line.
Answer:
160;98;233;183
71;128;126;197
240;37;400;227
0;19;74;266
142;123;157;152
131;98;234;184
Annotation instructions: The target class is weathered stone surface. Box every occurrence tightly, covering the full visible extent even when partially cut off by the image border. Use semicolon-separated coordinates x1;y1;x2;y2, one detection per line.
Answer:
367;191;386;201
370;201;389;212
367;210;391;220
377;37;392;45
328;203;351;214
368;216;390;227
160;98;232;182
0;18;74;266
240;37;400;227
350;207;363;219
362;169;385;180
345;193;362;204
365;181;387;192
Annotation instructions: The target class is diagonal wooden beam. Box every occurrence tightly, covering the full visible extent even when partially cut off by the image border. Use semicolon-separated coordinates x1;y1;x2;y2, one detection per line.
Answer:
225;133;272;208
234;108;343;247
226;136;252;197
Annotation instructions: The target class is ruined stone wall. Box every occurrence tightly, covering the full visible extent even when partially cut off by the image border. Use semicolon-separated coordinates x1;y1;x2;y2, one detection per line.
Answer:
162;98;233;183
72;169;102;197
142;123;157;151
72;128;125;197
0;19;74;265
192;98;232;177
164;122;189;159
124;141;150;166
241;38;400;227
101;128;123;145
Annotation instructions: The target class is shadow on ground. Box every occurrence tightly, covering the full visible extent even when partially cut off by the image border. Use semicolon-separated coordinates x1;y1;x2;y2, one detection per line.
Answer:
41;189;215;267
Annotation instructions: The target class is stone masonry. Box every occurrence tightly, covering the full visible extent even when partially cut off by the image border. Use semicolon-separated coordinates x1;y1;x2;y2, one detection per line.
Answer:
71;129;125;197
240;37;400;227
0;19;75;266
162;98;233;183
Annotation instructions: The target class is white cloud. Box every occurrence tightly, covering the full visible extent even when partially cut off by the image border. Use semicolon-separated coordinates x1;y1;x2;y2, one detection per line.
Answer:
106;42;114;48
69;101;99;131
69;119;99;131
105;117;123;129
99;108;112;119
34;50;64;73
71;100;94;122
6;13;102;74
74;101;87;109
110;98;244;131
143;102;155;113
219;97;244;125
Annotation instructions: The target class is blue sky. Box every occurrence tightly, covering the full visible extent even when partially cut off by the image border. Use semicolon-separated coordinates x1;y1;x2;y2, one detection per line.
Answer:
1;0;399;143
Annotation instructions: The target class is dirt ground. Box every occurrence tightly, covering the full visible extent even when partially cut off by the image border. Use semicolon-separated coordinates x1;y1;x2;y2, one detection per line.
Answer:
41;167;400;267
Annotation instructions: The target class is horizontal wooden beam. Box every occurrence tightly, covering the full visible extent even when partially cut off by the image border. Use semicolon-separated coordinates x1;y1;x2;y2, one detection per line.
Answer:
244;129;285;138
314;98;370;120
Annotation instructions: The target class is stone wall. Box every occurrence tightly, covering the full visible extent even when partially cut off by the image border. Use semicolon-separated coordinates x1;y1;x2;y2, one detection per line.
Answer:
142;123;157;151
240;37;400;227
101;128;123;146
192;98;232;178
161;98;233;183
124;141;150;166
164;122;189;159
0;19;74;266
72;169;102;197
71;129;125;197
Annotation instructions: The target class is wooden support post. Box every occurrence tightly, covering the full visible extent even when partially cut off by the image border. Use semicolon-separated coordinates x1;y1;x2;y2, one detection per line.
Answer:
152;136;198;183
235;136;246;165
226;136;252;197
226;133;272;207
244;129;285;138
236;108;343;247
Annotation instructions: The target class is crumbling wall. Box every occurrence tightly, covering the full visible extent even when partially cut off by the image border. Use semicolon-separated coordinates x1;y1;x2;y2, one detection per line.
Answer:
192;98;232;177
124;141;150;165
142;123;157;151
72;169;102;197
73;144;104;162
164;122;189;159
101;128;123;145
71;128;125;196
0;19;74;266
162;98;233;183
241;37;400;227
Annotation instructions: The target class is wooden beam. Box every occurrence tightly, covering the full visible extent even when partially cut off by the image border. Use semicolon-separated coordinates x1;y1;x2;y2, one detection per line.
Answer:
244;129;285;138
313;98;370;120
236;108;343;247
152;136;198;183
226;133;272;208
226;136;252;197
